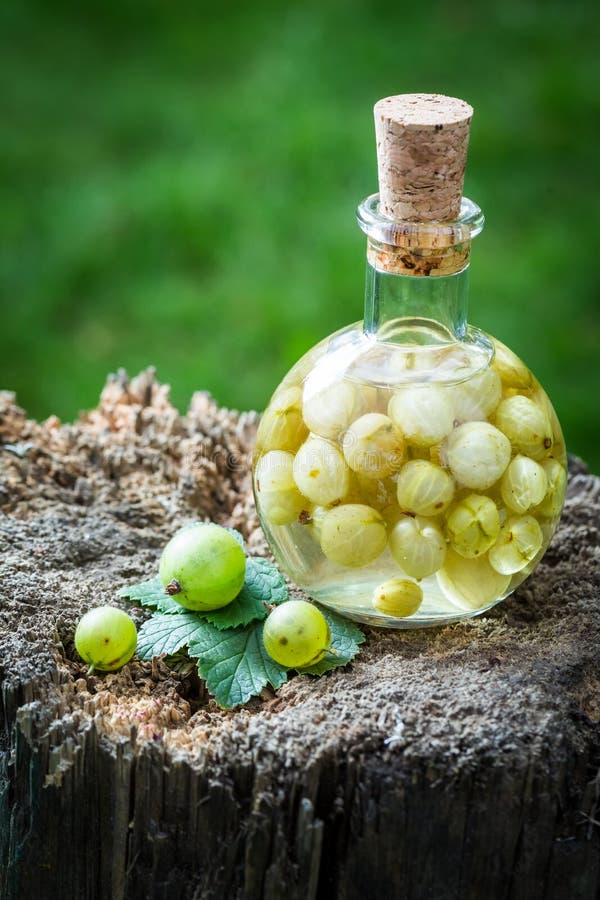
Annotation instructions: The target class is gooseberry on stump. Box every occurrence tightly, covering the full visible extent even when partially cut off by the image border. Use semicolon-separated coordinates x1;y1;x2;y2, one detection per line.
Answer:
75;606;137;674
159;522;246;611
262;599;331;668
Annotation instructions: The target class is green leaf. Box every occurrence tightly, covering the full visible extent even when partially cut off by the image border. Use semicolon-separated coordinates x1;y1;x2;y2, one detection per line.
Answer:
245;557;289;604
203;556;288;630
136;609;214;659
190;620;288;708
299;607;365;675
117;576;181;613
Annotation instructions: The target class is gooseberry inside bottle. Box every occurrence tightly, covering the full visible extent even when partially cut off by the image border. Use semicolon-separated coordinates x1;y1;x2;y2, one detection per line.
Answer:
252;93;567;628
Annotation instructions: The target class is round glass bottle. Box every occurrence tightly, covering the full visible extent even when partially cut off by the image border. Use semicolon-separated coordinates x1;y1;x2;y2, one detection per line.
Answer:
252;94;567;628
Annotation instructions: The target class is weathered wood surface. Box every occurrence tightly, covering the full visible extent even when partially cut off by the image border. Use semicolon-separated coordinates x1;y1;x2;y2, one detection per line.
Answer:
0;370;599;900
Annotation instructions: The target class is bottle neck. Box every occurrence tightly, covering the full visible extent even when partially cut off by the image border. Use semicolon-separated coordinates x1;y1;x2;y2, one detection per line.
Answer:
356;194;484;345
363;256;469;344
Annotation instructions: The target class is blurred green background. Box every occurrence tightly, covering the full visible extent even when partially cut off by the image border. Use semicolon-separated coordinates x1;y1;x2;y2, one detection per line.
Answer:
1;0;599;467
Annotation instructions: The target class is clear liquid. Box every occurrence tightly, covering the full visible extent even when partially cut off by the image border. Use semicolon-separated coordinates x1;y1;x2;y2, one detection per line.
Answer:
253;324;567;628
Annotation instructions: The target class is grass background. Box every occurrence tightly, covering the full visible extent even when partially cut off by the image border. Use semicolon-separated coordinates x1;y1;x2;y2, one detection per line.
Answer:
1;0;599;468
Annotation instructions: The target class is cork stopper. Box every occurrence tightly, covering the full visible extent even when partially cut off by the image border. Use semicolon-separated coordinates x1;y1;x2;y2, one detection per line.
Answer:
374;94;473;222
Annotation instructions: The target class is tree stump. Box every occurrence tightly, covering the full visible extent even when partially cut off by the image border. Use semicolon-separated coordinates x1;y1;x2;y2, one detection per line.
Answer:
1;369;598;900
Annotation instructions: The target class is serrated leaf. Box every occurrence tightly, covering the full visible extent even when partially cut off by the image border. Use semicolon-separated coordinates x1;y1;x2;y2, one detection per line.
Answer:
190;620;288;708
203;556;288;630
299;607;365;675
202;589;264;630
117;576;182;613
136;609;214;659
245;557;288;603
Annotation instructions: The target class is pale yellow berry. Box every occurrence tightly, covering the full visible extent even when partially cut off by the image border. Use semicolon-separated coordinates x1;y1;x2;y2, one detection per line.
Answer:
444;421;511;489
488;515;543;575
293;436;350;506
342;413;405;479
451;367;502;422
372;579;423;617
436;549;511;611
500;455;548;514
256;386;308;453
445;494;501;558
494;395;553;460
320;504;387;568
491;339;533;390
395;459;455;517
255;451;308;525
534;459;567;518
389;515;446;579
388;385;454;447
302;380;363;441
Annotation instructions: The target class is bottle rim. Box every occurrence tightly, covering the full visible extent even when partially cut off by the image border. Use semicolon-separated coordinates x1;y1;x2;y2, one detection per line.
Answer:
356;194;485;246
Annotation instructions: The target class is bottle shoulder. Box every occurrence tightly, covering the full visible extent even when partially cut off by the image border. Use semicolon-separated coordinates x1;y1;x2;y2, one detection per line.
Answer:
284;321;496;392
272;326;565;462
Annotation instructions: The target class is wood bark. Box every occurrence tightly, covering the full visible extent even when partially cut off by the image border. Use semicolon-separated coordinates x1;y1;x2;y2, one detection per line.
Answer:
0;371;598;900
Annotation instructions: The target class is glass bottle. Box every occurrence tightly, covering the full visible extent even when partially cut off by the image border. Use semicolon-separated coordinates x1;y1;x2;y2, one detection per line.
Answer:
252;94;567;628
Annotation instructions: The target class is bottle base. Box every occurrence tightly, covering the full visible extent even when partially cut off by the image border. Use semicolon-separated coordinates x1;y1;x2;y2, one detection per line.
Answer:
308;577;507;629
